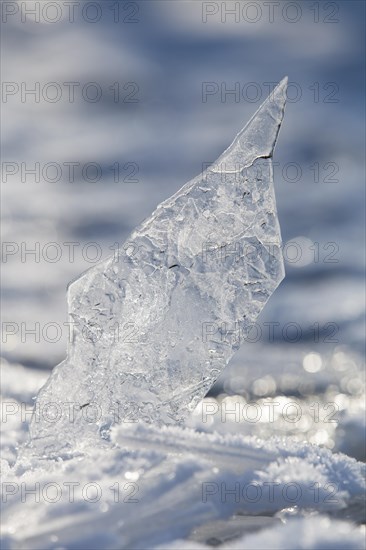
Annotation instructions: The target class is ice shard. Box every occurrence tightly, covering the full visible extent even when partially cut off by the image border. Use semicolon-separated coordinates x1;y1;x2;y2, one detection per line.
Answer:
30;78;288;455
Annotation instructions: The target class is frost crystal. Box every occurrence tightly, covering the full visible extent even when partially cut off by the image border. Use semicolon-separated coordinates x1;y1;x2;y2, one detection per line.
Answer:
30;78;288;454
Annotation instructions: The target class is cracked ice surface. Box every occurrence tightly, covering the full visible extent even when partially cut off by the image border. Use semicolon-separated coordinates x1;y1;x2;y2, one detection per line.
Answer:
30;78;288;455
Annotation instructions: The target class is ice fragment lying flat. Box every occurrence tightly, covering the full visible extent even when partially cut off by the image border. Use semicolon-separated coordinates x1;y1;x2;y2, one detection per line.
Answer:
30;78;288;455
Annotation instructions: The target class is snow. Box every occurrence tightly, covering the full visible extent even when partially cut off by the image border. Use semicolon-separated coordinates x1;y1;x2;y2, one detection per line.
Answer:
159;517;366;550
1;362;365;549
335;410;366;462
224;516;366;550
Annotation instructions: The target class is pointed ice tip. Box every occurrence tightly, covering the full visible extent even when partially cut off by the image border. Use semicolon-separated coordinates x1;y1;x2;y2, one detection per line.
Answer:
212;76;288;171
278;76;288;90
272;77;288;107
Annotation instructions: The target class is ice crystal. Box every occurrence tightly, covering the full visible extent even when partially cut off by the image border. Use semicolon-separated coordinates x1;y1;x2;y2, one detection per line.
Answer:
30;78;288;454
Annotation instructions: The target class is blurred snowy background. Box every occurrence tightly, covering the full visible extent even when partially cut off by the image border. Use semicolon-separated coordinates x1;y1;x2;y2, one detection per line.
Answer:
1;1;365;547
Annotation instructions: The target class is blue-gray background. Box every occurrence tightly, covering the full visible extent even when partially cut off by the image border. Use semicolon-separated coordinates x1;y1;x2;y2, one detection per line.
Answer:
1;1;365;403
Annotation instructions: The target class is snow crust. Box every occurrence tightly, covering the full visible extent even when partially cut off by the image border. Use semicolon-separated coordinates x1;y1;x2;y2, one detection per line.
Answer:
1;362;365;550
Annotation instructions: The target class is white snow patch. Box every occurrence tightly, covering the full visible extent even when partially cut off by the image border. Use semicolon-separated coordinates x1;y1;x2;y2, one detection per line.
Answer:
1;362;365;550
